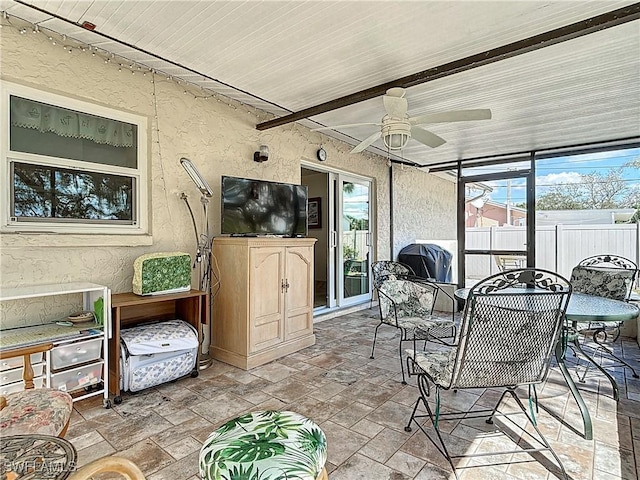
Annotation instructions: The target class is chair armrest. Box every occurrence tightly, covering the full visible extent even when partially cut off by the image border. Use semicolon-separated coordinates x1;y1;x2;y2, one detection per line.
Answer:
0;396;6;410
376;287;401;327
0;343;53;390
414;324;457;345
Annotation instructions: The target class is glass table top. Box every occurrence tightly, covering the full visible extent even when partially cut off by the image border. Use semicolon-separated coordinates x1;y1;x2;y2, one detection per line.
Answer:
454;288;639;323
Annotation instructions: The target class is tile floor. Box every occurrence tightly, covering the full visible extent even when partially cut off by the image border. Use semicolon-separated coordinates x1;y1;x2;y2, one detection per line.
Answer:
68;307;640;480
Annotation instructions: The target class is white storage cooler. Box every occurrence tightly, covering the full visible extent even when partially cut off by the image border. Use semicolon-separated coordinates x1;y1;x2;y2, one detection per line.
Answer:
119;319;198;393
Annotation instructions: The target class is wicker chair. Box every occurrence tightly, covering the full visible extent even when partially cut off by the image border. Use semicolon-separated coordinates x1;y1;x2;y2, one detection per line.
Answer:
404;268;571;479
568;254;639;391
68;456;146;480
372;276;455;384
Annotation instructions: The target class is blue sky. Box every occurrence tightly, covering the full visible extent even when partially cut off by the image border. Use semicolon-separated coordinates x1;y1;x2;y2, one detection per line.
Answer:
482;147;640;207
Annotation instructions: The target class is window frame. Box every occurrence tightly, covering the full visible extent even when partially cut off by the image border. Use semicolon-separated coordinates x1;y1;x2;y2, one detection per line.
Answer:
1;81;148;235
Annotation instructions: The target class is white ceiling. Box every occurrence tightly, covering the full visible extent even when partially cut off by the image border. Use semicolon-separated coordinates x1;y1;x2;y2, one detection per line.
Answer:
2;0;639;168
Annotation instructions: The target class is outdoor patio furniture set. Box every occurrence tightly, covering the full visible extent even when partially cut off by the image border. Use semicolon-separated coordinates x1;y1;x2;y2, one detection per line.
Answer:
370;255;640;479
1;255;637;479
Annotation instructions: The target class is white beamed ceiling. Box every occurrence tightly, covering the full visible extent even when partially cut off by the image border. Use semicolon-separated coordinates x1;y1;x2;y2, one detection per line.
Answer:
2;0;638;167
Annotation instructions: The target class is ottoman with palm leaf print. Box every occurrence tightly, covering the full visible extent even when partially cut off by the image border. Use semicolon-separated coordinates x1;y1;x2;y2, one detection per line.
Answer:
199;410;328;480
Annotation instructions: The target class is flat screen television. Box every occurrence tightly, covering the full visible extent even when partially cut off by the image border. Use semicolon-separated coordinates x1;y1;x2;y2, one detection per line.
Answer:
221;176;308;236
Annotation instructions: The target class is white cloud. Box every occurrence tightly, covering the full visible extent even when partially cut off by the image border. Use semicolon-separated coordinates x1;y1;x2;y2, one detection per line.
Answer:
536;171;582;187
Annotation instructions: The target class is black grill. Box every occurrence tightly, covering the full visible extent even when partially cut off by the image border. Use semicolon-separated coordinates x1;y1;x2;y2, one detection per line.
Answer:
398;243;453;283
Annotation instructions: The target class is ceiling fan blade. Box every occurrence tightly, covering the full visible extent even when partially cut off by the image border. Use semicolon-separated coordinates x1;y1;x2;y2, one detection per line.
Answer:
351;131;382;153
312;122;380;131
383;95;408;118
410;126;446;148
410;109;492;125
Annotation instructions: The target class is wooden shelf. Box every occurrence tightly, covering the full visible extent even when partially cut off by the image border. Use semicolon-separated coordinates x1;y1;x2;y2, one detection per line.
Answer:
109;289;209;400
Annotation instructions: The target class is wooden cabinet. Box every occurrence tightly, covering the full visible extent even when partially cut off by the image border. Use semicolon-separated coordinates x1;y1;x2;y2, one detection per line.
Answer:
109;290;208;402
212;237;316;369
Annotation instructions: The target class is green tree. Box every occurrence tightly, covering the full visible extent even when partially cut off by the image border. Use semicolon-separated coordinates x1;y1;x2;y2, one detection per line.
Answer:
536;188;585;210
345;214;368;231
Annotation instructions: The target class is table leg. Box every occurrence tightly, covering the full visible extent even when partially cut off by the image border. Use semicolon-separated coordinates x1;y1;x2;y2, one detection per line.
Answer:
571;337;619;401
555;339;593;440
590;328;639;380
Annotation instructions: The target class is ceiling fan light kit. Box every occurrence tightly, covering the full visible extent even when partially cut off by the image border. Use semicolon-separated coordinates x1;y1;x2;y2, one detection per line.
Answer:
381;118;411;150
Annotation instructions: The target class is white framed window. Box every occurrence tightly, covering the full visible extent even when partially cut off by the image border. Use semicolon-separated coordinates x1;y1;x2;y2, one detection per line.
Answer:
0;81;148;235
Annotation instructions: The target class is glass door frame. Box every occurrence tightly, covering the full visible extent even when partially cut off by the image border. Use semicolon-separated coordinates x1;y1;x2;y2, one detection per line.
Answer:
456;156;536;287
301;161;374;311
336;173;373;307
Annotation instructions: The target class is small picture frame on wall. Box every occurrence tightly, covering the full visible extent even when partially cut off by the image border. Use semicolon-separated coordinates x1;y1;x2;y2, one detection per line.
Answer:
308;197;321;229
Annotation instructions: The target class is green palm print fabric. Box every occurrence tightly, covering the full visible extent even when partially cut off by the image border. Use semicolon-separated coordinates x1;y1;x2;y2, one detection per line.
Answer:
199;410;327;480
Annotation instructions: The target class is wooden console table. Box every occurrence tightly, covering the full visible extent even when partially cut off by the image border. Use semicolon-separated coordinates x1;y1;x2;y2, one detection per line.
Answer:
109;289;209;403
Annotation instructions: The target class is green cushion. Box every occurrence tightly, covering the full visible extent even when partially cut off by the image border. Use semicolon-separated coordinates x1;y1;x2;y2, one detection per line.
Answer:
199;410;327;480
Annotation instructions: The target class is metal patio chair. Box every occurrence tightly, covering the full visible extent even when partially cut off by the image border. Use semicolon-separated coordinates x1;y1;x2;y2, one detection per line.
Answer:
371;258;458;318
568;254;639;389
372;260;416;289
495;254;526;271
371;276;455;384
370;259;414;310
404;268;571;479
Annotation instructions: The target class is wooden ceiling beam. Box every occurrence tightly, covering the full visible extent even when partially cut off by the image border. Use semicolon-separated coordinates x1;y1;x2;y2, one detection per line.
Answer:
256;3;640;131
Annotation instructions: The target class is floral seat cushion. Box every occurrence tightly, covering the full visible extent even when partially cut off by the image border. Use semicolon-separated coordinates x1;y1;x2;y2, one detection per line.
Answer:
0;389;73;437
569;266;634;340
395;316;454;333
570;266;635;301
408;349;456;386
199;410;327;480
379;279;454;335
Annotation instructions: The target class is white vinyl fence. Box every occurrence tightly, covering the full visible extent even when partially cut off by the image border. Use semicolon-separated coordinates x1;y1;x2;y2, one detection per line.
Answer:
343;230;368;261
466;223;640;282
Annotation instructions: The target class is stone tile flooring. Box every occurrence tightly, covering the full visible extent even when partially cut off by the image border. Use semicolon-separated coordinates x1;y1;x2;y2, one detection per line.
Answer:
68;307;640;479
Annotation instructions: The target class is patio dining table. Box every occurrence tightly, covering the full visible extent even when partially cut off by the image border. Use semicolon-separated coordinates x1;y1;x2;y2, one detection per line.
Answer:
454;288;640;440
557;292;639;440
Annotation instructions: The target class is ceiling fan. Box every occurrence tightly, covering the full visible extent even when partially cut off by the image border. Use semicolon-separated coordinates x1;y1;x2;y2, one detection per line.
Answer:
314;87;491;153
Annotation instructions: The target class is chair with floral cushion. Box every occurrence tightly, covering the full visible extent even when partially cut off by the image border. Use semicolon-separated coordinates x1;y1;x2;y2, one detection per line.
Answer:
370;260;415;309
0;343;73;438
371;259;457;319
372;260;416;289
371;277;456;384
568;254;639;389
404;268;571;479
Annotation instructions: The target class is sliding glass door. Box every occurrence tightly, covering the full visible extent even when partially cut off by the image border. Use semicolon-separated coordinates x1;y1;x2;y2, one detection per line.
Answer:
302;165;373;311
337;175;372;306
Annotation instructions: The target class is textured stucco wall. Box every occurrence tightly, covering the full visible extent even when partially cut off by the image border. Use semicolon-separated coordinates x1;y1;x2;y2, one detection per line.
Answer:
392;165;457;259
0;26;455;326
